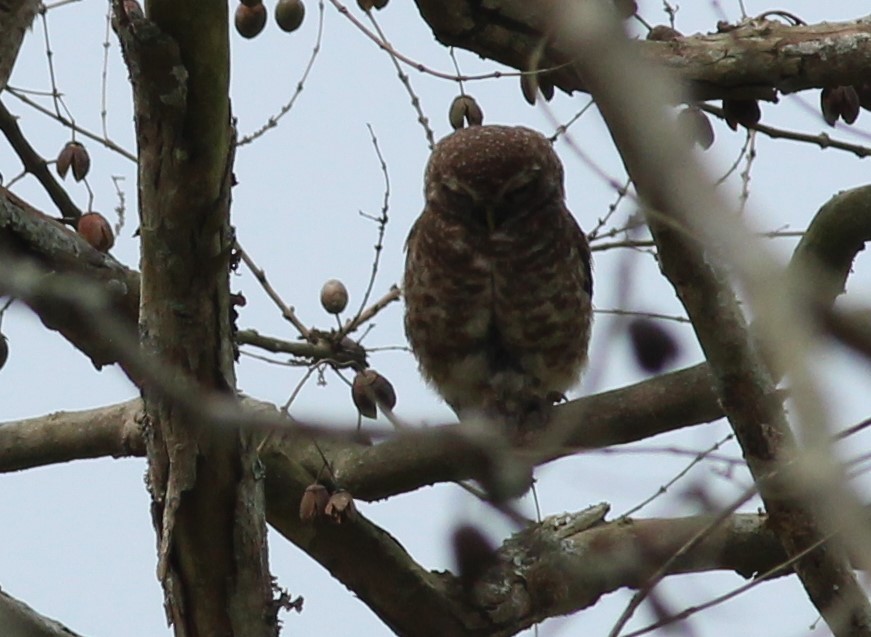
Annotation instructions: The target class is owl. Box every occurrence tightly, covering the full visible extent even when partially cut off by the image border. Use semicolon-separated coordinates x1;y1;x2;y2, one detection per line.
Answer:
404;125;593;430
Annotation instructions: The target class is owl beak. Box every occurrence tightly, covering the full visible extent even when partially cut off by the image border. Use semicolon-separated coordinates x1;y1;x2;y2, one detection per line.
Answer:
485;206;496;232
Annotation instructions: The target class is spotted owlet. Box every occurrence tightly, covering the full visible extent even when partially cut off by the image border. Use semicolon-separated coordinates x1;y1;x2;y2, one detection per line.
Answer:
404;125;593;428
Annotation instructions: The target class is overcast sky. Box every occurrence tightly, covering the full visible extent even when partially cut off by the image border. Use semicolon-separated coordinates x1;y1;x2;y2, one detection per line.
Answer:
3;1;871;636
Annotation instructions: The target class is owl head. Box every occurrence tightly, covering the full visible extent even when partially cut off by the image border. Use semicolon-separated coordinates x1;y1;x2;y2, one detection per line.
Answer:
424;125;565;232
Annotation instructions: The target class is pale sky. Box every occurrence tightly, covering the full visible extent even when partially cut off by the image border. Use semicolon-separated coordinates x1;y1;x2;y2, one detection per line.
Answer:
3;1;871;636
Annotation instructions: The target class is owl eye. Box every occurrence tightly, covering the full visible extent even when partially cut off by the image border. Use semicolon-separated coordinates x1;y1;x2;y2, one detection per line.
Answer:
439;183;477;212
503;178;539;203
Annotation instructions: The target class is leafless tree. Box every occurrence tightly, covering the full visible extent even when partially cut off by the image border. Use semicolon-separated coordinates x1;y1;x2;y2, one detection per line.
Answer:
3;2;871;636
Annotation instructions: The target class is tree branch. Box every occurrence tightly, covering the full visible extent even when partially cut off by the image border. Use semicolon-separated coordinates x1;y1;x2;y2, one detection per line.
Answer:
560;4;871;635
265;467;805;637
114;1;273;634
0;399;143;472
0;586;87;637
412;3;871;101
0;98;84;223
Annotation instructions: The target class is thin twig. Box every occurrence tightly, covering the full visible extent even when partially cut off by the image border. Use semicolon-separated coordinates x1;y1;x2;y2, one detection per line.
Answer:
622;531;834;637
0;297;13;329
737;130;757;214
701;103;871;159
587;177;632;241
0;98;83;223
338;124;390;340
619;434;735;518
38;7;63;118
236;241;312;341
100;2;113;139
594;308;691;324
590;239;655;251
714;126;753;186
340;284;401;337
6;89;137;162
364;9;435;148
237;0;326;146
549;98;596;142
110;175;126;236
255;363;321;454
327;0;569;84
448;47;466;96
240;350;307;367
607;483;759;637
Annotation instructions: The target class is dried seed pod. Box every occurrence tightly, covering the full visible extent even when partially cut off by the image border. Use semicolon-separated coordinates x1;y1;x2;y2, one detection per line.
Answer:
538;77;555;102
0;334;7;371
627;318;679;373
647;25;683;41
320;279;348;314
352;370;377;418
357;0;388;9
448;95;484;131
722;98;760;130
676;106;714;150
520;73;538;106
324;490;356;523
235;2;267;38
371;371;396;412
820;87;841;127
57;141;90;181
275;0;305;32
612;0;637;19
452;525;497;593
351;368;396;418
840;86;860;125
77;212;115;253
299;483;330;522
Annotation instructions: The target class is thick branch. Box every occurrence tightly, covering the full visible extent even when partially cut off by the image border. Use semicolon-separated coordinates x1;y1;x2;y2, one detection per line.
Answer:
0;397;844;635
265;457;798;637
562;4;871;635
0;99;84;223
0;363;719;496
413;3;871;101
0;188;140;368
0;586;87;637
0;399;143;472
792;185;871;307
285;363;721;500
114;1;273;635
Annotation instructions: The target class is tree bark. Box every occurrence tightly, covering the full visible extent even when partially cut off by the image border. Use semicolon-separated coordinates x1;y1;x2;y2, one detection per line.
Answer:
413;2;871;101
113;2;274;635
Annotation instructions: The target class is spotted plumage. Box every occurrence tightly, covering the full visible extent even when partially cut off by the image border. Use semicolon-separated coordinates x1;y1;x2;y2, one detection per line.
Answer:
404;125;592;428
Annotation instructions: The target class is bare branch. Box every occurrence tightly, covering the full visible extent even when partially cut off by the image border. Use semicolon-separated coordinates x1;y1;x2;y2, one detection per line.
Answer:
0;586;87;637
0;98;83;223
413;3;871;101
560;4;871;634
701;103;871;158
0;399;143;472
